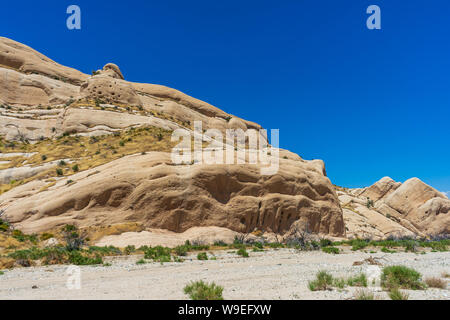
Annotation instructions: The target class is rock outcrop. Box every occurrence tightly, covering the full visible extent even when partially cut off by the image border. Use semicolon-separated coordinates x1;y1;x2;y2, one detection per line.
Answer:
340;177;449;238
0;37;345;239
0;152;345;237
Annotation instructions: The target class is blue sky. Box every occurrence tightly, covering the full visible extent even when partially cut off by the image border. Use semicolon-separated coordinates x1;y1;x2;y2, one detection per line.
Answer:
1;0;449;191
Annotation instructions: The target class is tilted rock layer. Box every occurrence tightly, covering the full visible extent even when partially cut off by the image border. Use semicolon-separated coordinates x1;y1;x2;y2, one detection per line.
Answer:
0;37;345;238
340;177;449;238
0;152;345;237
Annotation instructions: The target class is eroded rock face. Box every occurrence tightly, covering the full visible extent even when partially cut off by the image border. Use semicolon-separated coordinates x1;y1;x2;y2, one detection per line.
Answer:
0;152;345;237
341;177;449;237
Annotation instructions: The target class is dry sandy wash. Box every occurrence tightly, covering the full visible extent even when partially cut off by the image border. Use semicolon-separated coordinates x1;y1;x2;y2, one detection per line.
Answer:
0;249;448;300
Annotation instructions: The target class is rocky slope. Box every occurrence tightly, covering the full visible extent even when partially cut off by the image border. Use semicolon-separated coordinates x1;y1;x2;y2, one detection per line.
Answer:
338;177;449;239
0;37;345;238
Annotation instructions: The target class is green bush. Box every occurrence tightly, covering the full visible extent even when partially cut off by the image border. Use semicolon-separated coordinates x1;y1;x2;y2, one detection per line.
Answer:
58;160;66;166
253;242;263;249
0;219;10;232
124;245;136;255
381;265;425;290
308;271;334;291
136;259;146;265
56;168;63;176
350;239;369;251
174;245;188;256
322;246;339;254
72;164;79;172
184;281;224;300
197;252;208;260
346;273;367;287
12;230;37;243
213;240;228;247
68;251;102;265
144;246;172;263
236;248;249;258
88;246;122;256
319;239;333;247
40;233;54;241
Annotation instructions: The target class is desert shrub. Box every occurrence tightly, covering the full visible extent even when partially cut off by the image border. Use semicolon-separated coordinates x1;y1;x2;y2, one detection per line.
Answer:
72;164;79;172
184;281;224;300
346;273;367;287
366;199;374;208
236;248;249;258
197;252;208;260
58;160;66;166
136;259;146;265
381;265;425;290
88;246;121;256
61;225;86;251
322;246;339;254
68;251;102;265
354;289;375;300
319;239;333;247
12;230;37;243
424;277;446;289
253;241;263;249
144;246;172;262
381;247;396;253
350;239;369;251
308;271;334;291
40;233;54;241
189;243;209;251
41;155;47;161
403;240;419;252
174;245;188;256
0;219;10;232
267;242;285;249
388;288;409;300
213;240;228;247
0;271;4;275
124;245;136;255
56;168;63;176
332;277;346;289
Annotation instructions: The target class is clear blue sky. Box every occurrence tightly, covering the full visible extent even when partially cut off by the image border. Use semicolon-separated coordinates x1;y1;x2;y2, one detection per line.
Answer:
1;0;449;192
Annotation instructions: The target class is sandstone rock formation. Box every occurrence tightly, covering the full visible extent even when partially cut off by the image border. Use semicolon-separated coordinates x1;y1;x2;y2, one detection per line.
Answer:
0;37;345;239
0;152;345;237
339;177;449;238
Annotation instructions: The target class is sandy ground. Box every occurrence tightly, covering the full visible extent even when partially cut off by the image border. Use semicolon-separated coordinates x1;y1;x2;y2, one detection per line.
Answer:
0;249;448;300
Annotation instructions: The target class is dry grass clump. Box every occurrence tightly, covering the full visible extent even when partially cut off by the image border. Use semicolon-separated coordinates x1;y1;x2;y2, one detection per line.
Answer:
388;288;409;300
353;288;379;300
424;277;447;289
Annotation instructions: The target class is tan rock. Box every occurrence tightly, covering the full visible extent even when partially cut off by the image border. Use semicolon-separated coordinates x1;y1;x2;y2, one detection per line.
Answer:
357;176;401;201
1;152;345;237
